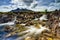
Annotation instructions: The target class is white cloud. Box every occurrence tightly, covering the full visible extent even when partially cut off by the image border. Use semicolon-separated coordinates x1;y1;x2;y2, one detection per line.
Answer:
48;3;60;11
11;0;38;8
0;5;12;12
29;6;48;11
0;5;18;12
0;0;60;12
29;0;38;8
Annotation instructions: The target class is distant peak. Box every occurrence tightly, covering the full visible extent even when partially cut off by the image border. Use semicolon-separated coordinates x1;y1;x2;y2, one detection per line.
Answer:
10;8;32;12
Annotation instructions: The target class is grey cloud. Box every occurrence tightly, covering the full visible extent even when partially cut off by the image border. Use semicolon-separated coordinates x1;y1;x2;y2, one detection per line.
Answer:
22;0;38;8
55;0;60;3
23;0;33;6
31;4;37;8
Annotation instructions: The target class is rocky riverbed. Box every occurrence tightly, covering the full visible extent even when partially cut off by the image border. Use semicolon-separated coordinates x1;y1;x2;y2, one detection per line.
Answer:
0;10;60;40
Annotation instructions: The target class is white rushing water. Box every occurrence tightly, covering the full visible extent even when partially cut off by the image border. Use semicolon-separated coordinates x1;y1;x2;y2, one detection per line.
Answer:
20;23;26;26
39;14;48;21
58;23;60;26
34;15;48;21
15;24;50;40
21;25;49;35
0;22;15;26
0;16;16;26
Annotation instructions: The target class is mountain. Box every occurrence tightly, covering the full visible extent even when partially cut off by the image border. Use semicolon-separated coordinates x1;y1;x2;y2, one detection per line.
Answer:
10;8;33;12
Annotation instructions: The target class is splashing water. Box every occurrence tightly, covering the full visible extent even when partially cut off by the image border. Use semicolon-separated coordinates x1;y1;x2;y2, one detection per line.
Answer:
34;14;48;21
24;25;49;35
15;24;50;40
39;14;48;21
5;15;49;40
0;22;15;26
0;16;16;26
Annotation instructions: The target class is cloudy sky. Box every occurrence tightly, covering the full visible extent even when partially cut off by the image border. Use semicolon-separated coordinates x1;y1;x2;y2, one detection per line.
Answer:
0;0;60;12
